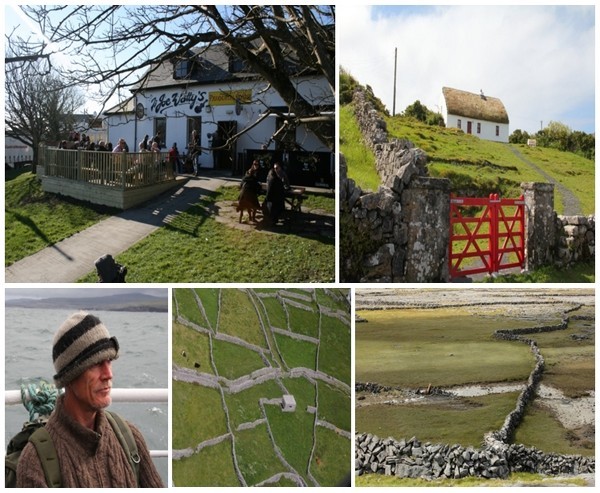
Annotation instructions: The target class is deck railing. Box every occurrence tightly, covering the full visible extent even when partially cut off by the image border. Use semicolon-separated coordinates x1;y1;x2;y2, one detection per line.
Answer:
6;388;168;458
39;146;175;190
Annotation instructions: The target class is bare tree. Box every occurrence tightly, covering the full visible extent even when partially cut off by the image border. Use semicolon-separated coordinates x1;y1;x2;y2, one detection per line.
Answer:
12;5;335;149
5;56;85;171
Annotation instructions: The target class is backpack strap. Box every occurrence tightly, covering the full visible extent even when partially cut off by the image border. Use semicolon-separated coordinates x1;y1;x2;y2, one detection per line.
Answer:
105;411;140;487
29;427;61;488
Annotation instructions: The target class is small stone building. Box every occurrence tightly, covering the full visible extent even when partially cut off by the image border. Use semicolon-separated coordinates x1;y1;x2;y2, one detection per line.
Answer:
281;394;296;412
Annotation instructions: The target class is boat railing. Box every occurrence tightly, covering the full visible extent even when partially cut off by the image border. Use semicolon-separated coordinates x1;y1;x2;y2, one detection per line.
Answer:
6;388;168;458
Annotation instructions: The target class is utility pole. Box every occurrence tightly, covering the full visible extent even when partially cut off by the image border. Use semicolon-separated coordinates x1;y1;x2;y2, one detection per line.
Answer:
393;47;397;117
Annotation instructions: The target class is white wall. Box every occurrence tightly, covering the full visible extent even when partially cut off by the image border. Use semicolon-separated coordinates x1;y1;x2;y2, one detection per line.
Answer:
445;114;509;143
106;75;332;168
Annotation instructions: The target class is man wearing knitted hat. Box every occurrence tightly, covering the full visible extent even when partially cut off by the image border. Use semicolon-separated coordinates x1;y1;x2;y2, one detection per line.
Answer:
16;311;164;487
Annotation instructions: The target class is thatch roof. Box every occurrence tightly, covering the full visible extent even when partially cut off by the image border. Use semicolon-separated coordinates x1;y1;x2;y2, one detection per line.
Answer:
442;87;509;124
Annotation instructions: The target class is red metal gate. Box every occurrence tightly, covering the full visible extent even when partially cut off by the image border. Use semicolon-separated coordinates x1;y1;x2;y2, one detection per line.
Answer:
449;193;525;279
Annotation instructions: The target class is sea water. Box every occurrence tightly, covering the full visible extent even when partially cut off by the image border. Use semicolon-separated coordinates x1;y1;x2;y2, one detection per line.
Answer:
4;307;169;486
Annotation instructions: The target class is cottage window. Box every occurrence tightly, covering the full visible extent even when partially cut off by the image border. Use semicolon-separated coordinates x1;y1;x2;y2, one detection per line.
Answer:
477;123;481;134
457;119;461;130
496;125;500;137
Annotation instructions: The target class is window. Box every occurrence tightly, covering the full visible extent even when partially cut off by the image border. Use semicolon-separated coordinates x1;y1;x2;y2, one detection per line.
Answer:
229;56;247;73
477;122;481;134
187;117;201;148
496;125;500;137
174;59;192;79
154;118;166;148
457;119;461;130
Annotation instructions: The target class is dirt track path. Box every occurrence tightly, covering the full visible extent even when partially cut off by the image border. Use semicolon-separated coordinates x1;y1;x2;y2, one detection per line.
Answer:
509;145;582;215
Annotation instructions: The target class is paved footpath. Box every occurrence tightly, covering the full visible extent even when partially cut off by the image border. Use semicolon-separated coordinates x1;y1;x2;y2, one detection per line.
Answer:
5;173;235;283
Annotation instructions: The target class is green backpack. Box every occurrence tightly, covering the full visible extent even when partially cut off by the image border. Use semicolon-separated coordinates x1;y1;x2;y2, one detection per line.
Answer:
5;411;140;488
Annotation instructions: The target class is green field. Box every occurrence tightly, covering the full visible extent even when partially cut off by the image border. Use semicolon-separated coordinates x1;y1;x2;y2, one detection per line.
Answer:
355;300;595;459
356;308;537;387
172;288;351;487
341;103;594;215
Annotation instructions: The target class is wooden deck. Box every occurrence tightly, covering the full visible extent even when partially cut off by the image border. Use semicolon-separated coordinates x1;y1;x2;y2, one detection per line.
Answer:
38;146;181;210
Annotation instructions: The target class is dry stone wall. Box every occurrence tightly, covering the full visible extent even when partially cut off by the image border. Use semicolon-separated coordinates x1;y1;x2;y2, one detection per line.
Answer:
342;89;594;281
555;215;595;268
340;90;450;282
356;307;595;480
355;433;594;479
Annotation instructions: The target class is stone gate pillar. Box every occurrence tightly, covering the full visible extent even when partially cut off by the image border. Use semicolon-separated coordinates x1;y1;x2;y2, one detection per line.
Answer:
400;177;451;282
521;182;556;271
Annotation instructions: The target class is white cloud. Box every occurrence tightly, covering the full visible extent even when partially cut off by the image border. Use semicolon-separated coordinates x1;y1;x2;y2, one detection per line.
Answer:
339;5;595;133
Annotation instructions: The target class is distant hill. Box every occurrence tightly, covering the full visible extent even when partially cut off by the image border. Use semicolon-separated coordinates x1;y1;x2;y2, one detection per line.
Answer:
5;293;168;312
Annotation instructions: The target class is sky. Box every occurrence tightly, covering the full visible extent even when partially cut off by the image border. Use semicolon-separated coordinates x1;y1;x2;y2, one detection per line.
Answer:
338;5;595;134
4;4;162;114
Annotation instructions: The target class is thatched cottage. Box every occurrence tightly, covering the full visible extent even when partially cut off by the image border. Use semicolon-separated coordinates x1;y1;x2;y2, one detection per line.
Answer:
441;87;509;143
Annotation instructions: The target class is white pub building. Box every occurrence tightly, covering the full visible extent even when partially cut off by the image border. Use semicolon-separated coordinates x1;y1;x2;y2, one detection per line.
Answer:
104;44;334;187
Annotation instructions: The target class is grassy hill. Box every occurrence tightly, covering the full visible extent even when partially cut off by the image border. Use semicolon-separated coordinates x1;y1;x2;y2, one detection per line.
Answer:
341;104;594;215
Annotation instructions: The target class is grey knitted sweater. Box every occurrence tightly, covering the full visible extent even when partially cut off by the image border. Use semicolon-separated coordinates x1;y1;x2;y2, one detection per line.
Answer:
16;395;164;487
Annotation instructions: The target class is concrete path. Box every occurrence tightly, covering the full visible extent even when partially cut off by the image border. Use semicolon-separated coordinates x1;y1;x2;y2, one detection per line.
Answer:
5;173;237;283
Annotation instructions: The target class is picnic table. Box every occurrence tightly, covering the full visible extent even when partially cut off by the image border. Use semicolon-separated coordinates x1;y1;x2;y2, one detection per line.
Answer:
260;184;306;212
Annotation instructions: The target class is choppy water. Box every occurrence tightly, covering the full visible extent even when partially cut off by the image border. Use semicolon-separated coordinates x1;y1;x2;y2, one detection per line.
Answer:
4;307;169;485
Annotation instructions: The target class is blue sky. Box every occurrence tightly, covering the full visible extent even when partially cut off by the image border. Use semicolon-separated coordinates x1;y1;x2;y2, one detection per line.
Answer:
339;5;595;134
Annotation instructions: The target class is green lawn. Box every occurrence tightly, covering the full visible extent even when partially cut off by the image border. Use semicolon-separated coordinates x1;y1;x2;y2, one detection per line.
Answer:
514;402;594;456
174;289;207;327
5;172;117;266
76;188;334;283
212;338;266;380
172;437;239;486
264;378;316;483
356;471;590;487
287;304;320;339
217;289;267;348
194;288;220;329
172;381;228;450
356;392;520;448
234;424;288;486
309;426;351;487
224;380;283;429
260;296;288;329
355;308;538;387
339;105;380;191
274;333;318;370
172;321;213;373
318;315;352;386
316;381;351;432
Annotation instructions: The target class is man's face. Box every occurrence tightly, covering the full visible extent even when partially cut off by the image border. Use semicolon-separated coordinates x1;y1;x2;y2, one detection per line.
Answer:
68;359;113;412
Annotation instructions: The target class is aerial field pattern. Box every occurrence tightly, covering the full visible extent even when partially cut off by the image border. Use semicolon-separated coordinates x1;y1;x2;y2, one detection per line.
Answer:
172;288;351;486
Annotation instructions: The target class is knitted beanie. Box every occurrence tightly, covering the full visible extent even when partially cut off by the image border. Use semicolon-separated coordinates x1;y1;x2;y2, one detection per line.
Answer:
52;311;119;388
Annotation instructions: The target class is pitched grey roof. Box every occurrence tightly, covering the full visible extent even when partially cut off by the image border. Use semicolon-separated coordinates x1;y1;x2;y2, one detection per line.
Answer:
443;87;509;124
